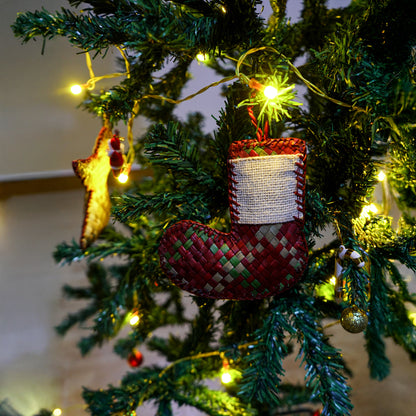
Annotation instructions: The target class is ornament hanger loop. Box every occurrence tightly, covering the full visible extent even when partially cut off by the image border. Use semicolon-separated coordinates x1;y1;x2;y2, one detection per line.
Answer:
247;106;269;140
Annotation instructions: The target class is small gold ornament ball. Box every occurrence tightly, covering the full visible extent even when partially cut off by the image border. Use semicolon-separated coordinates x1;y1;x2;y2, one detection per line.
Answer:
340;305;368;333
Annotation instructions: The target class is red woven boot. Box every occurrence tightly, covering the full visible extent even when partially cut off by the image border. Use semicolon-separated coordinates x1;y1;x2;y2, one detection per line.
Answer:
159;137;308;300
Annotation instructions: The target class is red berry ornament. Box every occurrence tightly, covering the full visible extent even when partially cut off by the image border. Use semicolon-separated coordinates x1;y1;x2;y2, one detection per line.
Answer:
108;132;126;177
127;350;143;367
110;135;121;151
109;151;124;169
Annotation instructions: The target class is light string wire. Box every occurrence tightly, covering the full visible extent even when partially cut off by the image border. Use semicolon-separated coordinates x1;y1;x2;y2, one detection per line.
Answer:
139;74;239;104
83;50;126;90
235;46;364;111
117;46;139;169
80;46;363;121
84;48;138;173
120;341;257;406
157;340;256;379
81;51;239;103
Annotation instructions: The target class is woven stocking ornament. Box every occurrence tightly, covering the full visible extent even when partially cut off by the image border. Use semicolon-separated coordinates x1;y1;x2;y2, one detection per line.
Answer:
159;137;308;300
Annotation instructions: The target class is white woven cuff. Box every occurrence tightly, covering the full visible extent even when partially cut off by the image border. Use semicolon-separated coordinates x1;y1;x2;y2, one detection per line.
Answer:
231;154;303;224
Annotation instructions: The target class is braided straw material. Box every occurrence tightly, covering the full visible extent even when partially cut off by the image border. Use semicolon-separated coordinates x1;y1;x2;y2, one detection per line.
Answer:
159;137;307;300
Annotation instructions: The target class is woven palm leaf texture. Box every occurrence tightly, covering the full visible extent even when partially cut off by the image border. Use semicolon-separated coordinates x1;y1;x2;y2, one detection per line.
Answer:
159;137;308;300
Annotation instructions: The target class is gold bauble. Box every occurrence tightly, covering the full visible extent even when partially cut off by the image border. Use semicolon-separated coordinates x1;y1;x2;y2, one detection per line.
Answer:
340;305;368;333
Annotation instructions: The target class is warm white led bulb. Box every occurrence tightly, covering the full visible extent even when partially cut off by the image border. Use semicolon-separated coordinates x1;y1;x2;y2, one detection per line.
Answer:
360;203;378;219
221;372;232;384
52;409;62;416
377;171;386;182
70;84;83;95
196;53;208;62
129;314;140;326
118;173;129;184
264;85;278;99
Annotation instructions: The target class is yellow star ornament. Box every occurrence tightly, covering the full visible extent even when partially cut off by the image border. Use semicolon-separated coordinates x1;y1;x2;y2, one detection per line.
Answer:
72;126;112;249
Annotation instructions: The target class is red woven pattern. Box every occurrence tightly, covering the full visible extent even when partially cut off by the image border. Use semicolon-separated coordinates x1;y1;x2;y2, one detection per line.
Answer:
159;222;307;299
229;137;306;159
159;137;307;300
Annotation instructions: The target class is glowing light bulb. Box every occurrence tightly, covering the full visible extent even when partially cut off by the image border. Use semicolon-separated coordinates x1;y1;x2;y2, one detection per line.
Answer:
52;409;62;416
360;203;378;219
377;171;386;182
221;371;232;384
264;85;278;99
369;203;378;213
70;84;83;95
129;314;140;326
117;173;129;184
220;5;227;13
196;53;208;62
329;276;337;286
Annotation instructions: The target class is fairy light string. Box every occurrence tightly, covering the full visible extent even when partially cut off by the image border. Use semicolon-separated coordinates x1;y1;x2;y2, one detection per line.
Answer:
157;340;257;380
117;46;139;179
77;46;362;124
139;74;238;105
234;46;363;111
78;47;139;181
82;50;126;90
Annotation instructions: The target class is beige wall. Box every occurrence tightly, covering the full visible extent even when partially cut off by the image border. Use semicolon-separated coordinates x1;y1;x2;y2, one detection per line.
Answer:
0;187;207;416
1;0;117;177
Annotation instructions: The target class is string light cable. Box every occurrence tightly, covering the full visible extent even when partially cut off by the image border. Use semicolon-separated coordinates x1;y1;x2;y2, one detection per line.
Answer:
75;46;362;120
234;46;364;109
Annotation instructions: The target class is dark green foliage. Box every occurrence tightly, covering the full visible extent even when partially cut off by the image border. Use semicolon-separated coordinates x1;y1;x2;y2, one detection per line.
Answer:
11;1;416;416
33;410;52;416
364;256;392;380
239;310;289;407
0;399;24;416
356;0;416;68
288;298;352;416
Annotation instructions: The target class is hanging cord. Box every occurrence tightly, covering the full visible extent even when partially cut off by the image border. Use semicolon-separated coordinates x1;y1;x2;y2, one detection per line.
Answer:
83;48;139;176
139;74;238;104
81;46;363;121
117;46;139;171
333;217;344;245
83;51;126;90
247;105;269;140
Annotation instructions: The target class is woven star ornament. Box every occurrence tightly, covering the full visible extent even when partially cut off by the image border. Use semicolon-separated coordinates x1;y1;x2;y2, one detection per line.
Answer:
159;137;308;300
72;126;112;249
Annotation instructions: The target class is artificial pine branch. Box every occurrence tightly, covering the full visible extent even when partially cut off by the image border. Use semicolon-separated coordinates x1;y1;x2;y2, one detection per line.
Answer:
364;255;392;381
239;310;289;407
282;295;353;416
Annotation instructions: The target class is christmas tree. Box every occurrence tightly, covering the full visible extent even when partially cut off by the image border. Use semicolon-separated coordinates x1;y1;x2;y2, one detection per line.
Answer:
11;1;416;415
